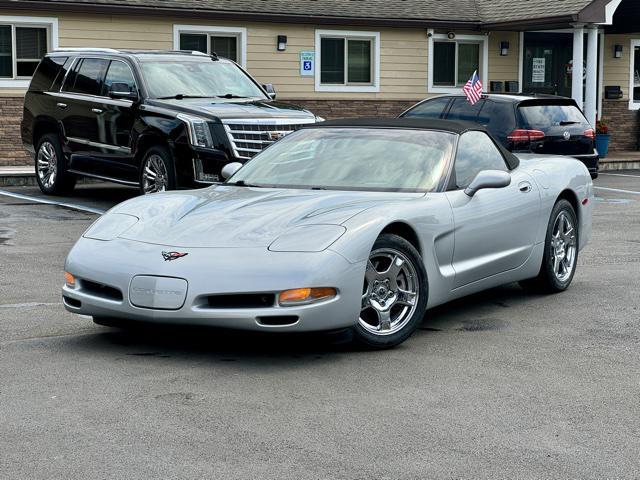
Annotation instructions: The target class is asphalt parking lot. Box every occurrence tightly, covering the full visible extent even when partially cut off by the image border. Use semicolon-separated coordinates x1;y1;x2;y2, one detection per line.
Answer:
1;173;639;479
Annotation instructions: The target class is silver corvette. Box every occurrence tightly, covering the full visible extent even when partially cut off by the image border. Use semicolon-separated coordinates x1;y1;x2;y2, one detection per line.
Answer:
62;118;594;348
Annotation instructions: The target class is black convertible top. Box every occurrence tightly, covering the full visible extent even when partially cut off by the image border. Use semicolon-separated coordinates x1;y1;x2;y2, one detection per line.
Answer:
306;117;520;170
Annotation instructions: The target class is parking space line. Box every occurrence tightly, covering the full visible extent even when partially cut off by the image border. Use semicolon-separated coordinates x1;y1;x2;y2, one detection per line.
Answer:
0;188;105;215
600;172;640;178
594;186;640;196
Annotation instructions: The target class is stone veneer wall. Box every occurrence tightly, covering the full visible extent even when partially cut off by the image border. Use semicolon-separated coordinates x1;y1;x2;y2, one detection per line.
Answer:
0;96;30;167
292;99;417;121
10;98;636;166
602;99;640;151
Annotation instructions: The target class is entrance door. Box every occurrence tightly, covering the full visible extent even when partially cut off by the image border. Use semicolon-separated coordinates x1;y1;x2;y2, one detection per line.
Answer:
523;33;574;97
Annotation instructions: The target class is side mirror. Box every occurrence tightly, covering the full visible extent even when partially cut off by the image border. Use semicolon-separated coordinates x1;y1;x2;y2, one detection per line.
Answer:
464;170;511;197
262;83;276;99
221;162;243;180
109;82;138;101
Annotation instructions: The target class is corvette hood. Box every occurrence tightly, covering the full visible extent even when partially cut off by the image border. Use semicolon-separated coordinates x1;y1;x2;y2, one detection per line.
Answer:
112;186;421;248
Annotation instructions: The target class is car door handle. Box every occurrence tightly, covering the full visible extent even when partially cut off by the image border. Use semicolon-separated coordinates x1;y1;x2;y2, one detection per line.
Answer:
56;102;67;109
519;181;532;193
91;108;104;114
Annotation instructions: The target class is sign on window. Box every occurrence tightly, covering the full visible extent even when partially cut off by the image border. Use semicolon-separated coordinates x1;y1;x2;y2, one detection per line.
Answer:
532;58;545;83
300;51;314;76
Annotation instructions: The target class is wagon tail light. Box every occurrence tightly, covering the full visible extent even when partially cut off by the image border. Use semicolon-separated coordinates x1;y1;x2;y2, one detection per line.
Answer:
507;129;545;144
583;128;595;139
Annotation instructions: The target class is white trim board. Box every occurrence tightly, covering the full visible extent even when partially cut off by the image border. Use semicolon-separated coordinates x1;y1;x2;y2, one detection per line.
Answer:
314;29;381;93
0;15;58;88
173;24;247;67
427;30;488;94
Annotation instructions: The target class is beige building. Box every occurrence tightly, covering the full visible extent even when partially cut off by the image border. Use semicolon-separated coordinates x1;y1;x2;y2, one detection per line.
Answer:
0;0;638;165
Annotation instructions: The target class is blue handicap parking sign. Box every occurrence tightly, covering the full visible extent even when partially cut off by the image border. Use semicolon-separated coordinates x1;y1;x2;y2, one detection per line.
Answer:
303;60;312;71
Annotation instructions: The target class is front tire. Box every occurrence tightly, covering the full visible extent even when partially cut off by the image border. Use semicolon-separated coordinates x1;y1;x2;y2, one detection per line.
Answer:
520;199;579;293
35;133;76;195
139;145;176;194
353;234;428;349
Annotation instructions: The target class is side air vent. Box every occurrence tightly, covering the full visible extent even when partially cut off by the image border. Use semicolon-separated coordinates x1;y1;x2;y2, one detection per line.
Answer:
206;293;276;309
256;316;299;327
80;279;123;302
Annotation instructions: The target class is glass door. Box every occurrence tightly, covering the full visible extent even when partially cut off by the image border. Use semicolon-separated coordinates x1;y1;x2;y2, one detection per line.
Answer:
523;33;574;97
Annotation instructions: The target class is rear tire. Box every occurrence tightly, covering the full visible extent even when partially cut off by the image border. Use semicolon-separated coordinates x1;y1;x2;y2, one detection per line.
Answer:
353;234;428;349
139;145;176;194
35;133;76;195
520;199;579;293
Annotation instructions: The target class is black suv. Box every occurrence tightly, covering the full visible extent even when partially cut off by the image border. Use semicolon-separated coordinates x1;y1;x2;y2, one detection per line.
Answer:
21;49;318;194
401;94;599;179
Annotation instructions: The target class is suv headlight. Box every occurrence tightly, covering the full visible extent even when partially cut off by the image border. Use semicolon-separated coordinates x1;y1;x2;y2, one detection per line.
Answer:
177;113;214;149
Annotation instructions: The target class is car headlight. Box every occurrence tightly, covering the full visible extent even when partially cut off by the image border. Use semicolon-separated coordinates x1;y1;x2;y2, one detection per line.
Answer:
268;225;346;252
83;213;139;241
177;113;214;149
315;115;325;122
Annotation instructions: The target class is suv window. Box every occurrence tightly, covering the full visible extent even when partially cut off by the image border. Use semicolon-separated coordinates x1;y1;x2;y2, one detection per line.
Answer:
446;97;485;122
518;103;589;129
29;56;67;92
403;97;450;119
454;131;507;189
64;58;109;96
102;60;137;95
477;100;516;139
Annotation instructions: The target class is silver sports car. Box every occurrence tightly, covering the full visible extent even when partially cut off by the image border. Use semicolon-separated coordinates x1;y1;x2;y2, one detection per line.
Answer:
62;118;593;348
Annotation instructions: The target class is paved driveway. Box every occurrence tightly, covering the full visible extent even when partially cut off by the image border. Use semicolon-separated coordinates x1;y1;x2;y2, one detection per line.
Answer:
0;173;639;479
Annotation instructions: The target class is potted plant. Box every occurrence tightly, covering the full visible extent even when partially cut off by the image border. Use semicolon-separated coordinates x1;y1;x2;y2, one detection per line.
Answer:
595;119;611;158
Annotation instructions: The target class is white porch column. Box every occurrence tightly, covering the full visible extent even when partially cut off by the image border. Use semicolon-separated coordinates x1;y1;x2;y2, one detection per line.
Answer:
585;26;599;127
572;26;584;109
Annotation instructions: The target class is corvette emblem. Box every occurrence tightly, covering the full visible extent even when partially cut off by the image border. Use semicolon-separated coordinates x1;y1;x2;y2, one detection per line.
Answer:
563;131;571;140
162;251;189;261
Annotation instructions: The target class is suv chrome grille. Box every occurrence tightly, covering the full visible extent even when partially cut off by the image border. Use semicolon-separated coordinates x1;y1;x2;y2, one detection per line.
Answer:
222;119;316;160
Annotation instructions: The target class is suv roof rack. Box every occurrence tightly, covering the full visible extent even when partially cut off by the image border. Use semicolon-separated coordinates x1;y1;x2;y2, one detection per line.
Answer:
54;48;121;53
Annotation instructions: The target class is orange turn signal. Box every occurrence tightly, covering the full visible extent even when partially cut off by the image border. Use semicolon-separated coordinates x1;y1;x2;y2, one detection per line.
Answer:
64;272;76;287
278;287;337;306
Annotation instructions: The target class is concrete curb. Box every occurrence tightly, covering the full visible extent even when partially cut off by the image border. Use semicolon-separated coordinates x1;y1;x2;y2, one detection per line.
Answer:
1;159;638;187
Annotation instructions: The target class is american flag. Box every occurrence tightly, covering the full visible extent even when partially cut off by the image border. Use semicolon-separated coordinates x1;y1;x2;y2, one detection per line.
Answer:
462;70;483;105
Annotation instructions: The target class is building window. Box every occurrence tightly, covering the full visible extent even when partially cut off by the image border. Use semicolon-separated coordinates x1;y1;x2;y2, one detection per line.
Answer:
173;25;246;67
315;30;380;93
0;20;54;80
428;32;487;94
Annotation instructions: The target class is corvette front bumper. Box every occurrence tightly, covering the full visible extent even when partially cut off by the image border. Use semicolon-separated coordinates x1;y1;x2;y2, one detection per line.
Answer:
62;237;365;332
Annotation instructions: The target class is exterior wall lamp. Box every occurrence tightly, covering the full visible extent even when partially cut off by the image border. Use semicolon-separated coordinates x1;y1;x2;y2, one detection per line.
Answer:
500;41;509;56
277;35;287;51
614;44;623;59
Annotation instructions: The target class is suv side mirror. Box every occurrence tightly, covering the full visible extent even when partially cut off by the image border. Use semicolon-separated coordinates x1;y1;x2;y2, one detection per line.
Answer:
464;170;511;197
221;162;243;180
109;82;138;101
262;83;276;99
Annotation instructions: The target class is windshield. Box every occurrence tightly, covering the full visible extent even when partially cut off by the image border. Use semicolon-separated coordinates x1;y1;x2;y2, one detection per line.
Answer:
140;60;267;99
229;128;454;192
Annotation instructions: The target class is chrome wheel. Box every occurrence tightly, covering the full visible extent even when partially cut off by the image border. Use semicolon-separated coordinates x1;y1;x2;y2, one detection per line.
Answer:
551;211;577;283
142;154;168;194
37;141;57;189
359;248;419;336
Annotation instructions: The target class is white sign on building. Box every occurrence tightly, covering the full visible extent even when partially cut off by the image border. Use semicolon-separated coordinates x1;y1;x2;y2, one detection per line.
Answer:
532;58;546;83
300;51;315;76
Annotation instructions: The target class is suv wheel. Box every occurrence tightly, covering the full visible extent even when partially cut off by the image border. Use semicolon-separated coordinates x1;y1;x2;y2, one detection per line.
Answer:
140;145;176;194
35;133;76;195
